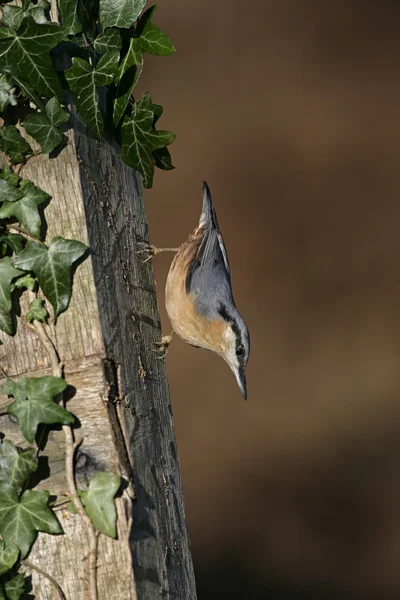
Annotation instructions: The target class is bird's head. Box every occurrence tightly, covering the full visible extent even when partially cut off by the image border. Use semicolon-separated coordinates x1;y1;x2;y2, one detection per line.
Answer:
219;306;250;400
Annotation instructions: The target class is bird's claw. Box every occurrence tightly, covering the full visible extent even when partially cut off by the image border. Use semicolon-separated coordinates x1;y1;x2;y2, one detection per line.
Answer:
136;243;157;264
152;334;174;359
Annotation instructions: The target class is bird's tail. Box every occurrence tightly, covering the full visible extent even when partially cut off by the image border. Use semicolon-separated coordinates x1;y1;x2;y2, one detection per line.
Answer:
199;181;215;228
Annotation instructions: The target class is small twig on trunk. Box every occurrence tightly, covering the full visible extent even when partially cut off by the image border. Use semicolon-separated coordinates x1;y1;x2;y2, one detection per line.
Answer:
23;560;66;600
27;290;99;600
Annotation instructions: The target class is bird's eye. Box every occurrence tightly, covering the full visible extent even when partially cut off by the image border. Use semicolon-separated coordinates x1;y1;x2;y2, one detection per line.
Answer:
236;345;245;357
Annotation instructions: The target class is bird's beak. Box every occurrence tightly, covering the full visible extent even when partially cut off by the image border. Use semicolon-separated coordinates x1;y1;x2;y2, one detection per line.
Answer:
233;365;247;400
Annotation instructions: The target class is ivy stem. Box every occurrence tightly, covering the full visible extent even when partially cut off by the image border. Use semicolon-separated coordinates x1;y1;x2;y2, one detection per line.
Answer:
23;561;66;600
14;151;41;176
27;290;99;600
6;225;47;247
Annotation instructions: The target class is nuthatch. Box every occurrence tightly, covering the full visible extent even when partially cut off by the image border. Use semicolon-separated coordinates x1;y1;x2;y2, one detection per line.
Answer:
139;182;250;399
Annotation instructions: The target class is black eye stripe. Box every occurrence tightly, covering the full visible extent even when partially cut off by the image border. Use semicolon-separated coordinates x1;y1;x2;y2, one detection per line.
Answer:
218;303;243;352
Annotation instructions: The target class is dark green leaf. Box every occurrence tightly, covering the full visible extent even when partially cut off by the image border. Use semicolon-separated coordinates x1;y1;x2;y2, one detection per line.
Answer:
1;6;24;30
3;376;72;443
120;93;175;188
0;440;37;493
4;573;25;600
0;235;25;256
0;540;19;577
113;37;142;127
100;0;145;29
0;127;31;165
13;236;87;316
25;0;51;24
135;5;175;56
59;0;82;34
80;471;120;537
65;50;119;137
22;97;69;154
153;146;174;171
0;306;12;335
0;258;24;312
0;17;65;100
93;28;121;55
0;181;49;238
7;73;45;112
0;74;18;113
0;165;19;187
0;180;23;203
26;297;47;322
0;486;62;558
13;274;36;290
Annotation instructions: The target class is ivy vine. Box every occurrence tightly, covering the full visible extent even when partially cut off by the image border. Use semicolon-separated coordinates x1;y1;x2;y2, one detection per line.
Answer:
0;0;175;596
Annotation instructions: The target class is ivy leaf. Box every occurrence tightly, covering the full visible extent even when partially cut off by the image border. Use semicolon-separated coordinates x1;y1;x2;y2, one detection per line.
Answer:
65;50;119;137
26;298;47;323
2;376;72;443
0;127;31;165
59;0;82;34
26;0;51;25
13;236;87;316
0;307;12;336
99;0;145;29
0;487;62;558
0;75;18;113
113;37;142;127
3;573;25;600
22;98;69;154
80;472;120;538
93;28;121;55
0;181;50;238
0;235;25;256
13;274;36;290
153;146;174;171
0;17;65;100
0;165;19;187
135;5;175;56
120;93;175;188
0;258;24;312
0;180;23;203
0;440;37;493
0;541;19;577
1;6;24;30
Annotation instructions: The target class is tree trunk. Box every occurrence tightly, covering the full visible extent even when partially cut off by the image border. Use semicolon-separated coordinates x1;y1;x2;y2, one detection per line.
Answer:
0;108;197;599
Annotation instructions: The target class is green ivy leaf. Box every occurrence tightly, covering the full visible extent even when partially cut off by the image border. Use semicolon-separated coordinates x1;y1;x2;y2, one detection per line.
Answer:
120;93;175;188
0;165;19;187
0;75;18;113
153;146;174;171
0;541;19;577
13;274;35;290
0;487;62;558
80;471;120;538
0;307;12;336
94;28;121;55
0;181;50;239
2;376;72;443
0;235;25;256
3;573;25;600
26;298;47;323
113;37;142;127
0;127;31;165
135;5;175;56
65;50;119;137
0;440;37;493
1;6;25;30
13;236;87;316
0;180;23;203
99;0;145;29
0;17;65;100
59;0;83;34
0;258;24;312
26;0;51;25
22;98;69;154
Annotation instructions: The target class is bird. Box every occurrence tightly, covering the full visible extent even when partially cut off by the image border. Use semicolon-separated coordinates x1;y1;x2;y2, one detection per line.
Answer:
138;182;250;399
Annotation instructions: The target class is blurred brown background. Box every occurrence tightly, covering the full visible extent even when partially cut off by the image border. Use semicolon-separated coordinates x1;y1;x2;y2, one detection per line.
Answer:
138;1;400;598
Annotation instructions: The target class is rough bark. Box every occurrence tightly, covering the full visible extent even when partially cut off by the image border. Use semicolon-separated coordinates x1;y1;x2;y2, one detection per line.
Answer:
0;110;197;599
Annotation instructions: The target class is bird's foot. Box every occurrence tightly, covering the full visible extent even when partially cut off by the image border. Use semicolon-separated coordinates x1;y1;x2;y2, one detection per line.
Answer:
136;243;179;263
153;332;175;359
